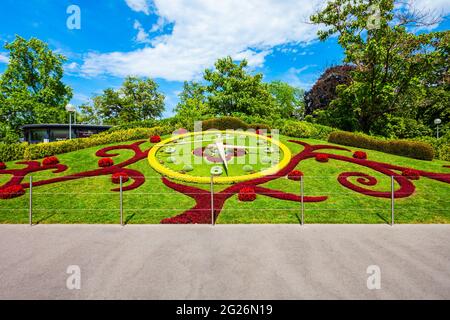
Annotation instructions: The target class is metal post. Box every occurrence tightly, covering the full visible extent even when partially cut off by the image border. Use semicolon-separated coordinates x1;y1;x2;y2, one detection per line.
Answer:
391;176;394;226
300;175;304;226
210;175;214;226
29;176;32;226
120;175;123;226
69;112;72;139
437;125;439;139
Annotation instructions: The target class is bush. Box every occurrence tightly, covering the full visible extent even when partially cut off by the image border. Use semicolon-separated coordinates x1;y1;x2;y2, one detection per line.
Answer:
150;135;161;143
111;172;129;184
98;158;114;167
353;151;367;160
287;170;303;181
42;156;59;166
328;131;434;161
315;153;329;163
0;142;28;162
238;186;257;202
202;116;250;130
414;134;450;161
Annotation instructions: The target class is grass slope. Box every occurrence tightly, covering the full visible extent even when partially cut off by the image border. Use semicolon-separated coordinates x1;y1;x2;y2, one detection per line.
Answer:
0;135;449;224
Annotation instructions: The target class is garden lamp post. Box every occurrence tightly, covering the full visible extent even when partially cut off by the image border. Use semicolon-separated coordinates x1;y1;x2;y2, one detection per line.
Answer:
65;104;76;139
434;118;441;139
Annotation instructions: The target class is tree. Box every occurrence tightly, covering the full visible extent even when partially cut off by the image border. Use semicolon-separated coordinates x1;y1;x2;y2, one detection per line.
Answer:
304;65;355;115
204;57;276;117
85;76;165;125
268;81;305;119
0;36;73;140
174;81;211;121
310;0;448;134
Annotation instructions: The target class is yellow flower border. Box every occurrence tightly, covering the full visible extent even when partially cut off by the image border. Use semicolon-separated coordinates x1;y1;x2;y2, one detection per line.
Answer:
148;130;292;184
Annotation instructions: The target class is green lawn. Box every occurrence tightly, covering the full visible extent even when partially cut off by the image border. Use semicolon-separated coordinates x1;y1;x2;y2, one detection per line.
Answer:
0;135;449;224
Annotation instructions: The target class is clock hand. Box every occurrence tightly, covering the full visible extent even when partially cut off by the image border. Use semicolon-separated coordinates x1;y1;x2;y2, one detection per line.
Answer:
215;140;228;176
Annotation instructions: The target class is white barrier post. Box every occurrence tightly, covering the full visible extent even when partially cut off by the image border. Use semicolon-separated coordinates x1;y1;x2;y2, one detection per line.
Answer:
300;175;304;226
120;175;123;226
29;176;33;226
391;175;394;226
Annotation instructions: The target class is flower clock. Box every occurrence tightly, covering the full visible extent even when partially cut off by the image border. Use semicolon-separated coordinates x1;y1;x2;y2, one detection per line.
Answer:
0;130;449;224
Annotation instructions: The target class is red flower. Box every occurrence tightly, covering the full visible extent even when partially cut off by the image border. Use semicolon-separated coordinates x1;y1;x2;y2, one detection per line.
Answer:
238;186;257;202
150;135;161;143
174;128;188;135
402;169;420;180
98;157;114;167
0;162;6;170
42;156;59;166
112;172;129;184
0;185;25;199
288;170;304;181
353;151;367;160
315;153;329;163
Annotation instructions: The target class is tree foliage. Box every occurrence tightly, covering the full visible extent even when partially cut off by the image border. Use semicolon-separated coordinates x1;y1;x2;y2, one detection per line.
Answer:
268;80;305;119
310;0;449;136
0;36;73;140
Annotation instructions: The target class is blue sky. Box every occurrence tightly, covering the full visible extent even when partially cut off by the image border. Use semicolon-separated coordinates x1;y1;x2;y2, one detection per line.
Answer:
0;0;448;118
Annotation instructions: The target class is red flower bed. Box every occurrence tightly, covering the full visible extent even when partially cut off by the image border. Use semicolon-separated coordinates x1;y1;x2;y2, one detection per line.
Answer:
98;157;114;167
42;156;59;166
402;169;420;180
353;151;367;160
0;185;25;199
0;162;6;170
111;172;129;184
238;186;257;202
315;153;329;163
150;135;161;143
287;170;303;181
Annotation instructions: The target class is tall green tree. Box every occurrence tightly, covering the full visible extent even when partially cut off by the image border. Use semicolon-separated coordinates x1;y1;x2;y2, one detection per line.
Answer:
204;57;276;117
86;76;165;125
174;81;211;121
268;80;305;119
310;0;448;134
0;36;73;139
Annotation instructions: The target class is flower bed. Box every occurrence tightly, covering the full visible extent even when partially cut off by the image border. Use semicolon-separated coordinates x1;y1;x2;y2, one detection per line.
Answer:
0;185;25;199
402;169;420;180
150;135;161;143
238;186;257;202
353;151;367;160
0;162;6;170
112;172;129;184
98;157;114;167
287;170;303;181
42;156;59;166
315;153;329;163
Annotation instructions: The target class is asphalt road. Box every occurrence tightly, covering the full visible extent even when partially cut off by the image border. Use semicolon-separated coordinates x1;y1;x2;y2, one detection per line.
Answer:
0;224;449;299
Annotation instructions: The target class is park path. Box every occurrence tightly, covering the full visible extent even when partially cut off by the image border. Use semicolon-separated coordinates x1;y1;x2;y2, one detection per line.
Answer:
0;224;449;299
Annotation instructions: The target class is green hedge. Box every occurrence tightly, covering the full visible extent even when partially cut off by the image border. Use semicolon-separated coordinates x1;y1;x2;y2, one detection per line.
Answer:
328;131;435;161
0;126;170;162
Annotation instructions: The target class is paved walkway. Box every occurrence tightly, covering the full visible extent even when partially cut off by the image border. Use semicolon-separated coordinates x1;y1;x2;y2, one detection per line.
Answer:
0;224;449;299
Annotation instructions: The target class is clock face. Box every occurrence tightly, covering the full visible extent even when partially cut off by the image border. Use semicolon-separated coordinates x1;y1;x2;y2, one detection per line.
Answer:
148;130;292;184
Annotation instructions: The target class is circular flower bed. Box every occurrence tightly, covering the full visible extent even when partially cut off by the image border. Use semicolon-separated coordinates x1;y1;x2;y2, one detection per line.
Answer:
0;185;25;199
288;170;304;181
150;135;161;143
353;151;367;160
315;153;329;163
238;186;257;202
0;162;6;170
111;172;129;184
402;169;420;180
98;157;114;167
42;156;59;166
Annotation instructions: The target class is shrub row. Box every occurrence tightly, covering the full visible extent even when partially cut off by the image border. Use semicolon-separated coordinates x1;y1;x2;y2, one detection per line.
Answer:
0;126;170;162
328;131;435;161
201;116;270;131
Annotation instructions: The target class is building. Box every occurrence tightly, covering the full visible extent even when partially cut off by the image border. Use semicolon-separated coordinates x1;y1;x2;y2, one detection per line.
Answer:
22;124;112;144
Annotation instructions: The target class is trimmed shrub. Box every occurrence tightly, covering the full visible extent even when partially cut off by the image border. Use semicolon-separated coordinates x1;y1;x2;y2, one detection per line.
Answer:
352;151;367;160
315;153;329;163
238;186;257;202
287;170;303;181
111;172;129;184
202;116;250;130
150;135;161;143
98;158;114;167
281;120;315;138
42;156;59;166
0;142;28;162
329;131;434;161
0;185;25;199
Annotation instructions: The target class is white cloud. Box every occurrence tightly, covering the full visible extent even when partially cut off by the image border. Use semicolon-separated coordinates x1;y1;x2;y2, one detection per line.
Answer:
410;0;450;15
282;65;318;89
133;20;150;43
81;0;325;81
0;52;9;64
125;0;151;15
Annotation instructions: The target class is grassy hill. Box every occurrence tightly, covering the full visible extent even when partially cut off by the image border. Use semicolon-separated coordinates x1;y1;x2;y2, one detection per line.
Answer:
0;134;449;224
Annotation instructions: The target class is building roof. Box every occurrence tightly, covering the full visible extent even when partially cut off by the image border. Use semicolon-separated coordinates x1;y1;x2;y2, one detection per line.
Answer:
21;124;112;130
